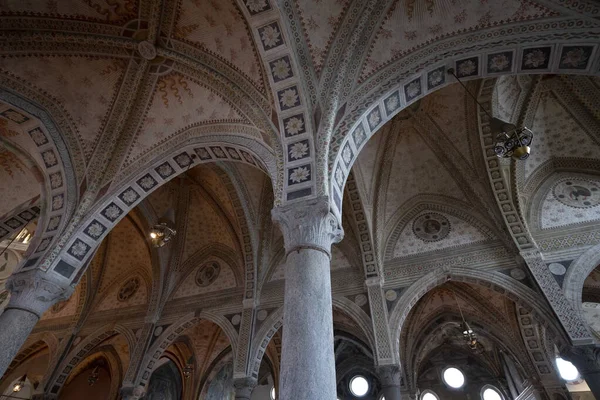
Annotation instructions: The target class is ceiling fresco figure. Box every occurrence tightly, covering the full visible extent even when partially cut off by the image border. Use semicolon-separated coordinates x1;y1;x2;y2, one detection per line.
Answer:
0;1;599;400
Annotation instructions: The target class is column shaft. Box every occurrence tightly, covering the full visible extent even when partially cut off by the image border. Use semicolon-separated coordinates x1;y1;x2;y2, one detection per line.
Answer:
378;365;402;400
272;197;343;400
0;308;39;376
0;270;70;377
280;248;336;400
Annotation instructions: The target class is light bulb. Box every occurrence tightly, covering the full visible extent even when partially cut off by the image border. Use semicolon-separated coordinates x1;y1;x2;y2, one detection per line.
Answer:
13;383;22;392
150;232;157;239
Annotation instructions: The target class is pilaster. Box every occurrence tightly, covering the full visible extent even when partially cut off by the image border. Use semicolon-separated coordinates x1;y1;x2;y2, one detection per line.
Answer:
366;277;396;365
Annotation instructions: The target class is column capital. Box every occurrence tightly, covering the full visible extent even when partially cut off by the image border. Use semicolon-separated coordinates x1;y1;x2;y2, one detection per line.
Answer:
120;385;146;400
233;377;257;398
377;364;402;388
6;269;73;318
562;345;600;374
272;197;343;257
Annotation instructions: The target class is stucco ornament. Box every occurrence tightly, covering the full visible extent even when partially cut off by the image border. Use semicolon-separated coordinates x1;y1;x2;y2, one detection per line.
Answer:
137;41;157;60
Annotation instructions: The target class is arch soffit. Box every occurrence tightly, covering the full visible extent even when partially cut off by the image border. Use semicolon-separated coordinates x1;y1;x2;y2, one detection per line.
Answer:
388;267;566;358
47;323;134;395
383;195;498;261
0;90;79;271
141;311;237;387
248;296;375;379
44;134;275;298
328;35;600;219
522;162;600;231
563;241;600;326
404;310;528;379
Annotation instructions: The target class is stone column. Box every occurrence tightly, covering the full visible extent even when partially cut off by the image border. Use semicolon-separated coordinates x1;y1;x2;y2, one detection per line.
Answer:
0;270;71;377
272;197;343;400
234;377;257;400
562;345;600;398
378;365;402;400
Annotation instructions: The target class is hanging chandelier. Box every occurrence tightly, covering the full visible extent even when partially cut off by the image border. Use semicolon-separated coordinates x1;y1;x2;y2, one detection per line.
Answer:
12;374;27;392
183;355;194;379
148;154;198;248
447;68;534;160
88;366;100;386
453;291;479;351
149;212;177;248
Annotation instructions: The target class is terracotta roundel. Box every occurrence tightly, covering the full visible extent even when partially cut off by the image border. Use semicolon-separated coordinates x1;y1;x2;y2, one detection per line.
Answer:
553;178;600;208
196;261;221;287
412;213;451;242
118;277;141;302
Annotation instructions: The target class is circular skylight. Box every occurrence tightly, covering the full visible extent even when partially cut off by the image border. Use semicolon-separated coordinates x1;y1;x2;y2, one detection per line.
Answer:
482;387;502;400
556;357;580;381
443;367;465;389
422;392;439;400
349;375;369;397
270;386;275;400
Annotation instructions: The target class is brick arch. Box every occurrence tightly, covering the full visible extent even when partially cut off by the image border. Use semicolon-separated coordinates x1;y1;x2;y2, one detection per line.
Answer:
388;267;567;359
328;38;600;219
138;311;238;388
40;134;275;288
0;88;79;272
383;194;498;261
45;323;135;397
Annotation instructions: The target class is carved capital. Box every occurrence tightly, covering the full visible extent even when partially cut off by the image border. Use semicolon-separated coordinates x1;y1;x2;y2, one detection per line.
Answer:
120;385;146;400
6;270;73;317
272;197;343;257
377;365;402;388
562;345;600;375
233;377;257;398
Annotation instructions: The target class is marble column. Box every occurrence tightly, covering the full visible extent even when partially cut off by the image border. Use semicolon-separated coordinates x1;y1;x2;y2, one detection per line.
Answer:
562;345;600;398
378;365;402;400
272;197;343;400
0;270;71;377
234;377;257;400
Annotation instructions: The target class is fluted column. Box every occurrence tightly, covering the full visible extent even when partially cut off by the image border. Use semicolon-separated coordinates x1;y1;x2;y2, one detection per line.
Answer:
272;197;343;400
0;270;71;377
378;365;402;400
562;345;600;398
234;377;257;400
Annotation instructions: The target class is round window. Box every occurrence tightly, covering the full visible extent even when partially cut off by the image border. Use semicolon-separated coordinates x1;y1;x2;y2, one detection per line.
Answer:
349;375;369;397
422;392;439;400
556;357;579;381
443;367;465;389
482;387;502;400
